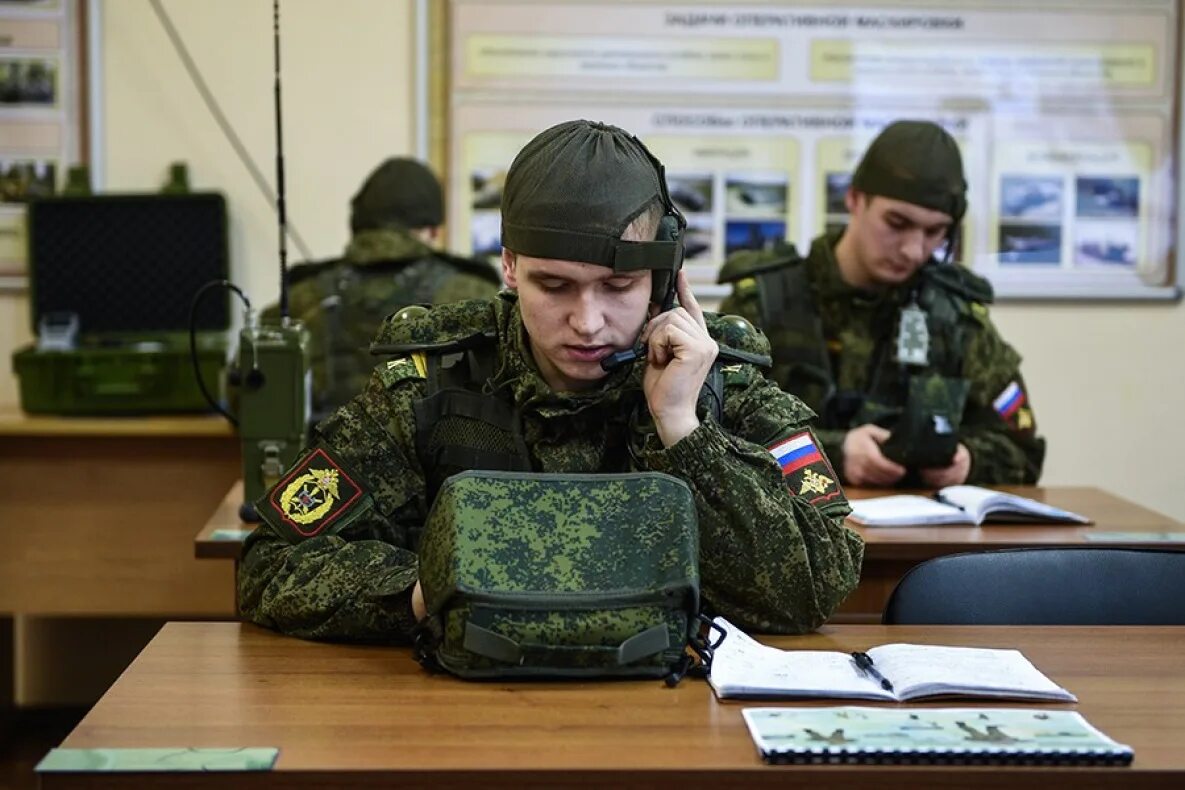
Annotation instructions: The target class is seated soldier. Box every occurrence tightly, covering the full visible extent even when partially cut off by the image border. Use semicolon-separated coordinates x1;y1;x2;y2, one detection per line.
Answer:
262;157;500;421
718;120;1045;488
238;120;863;641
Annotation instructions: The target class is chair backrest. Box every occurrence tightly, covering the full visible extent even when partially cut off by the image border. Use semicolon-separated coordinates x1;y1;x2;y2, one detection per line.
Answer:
882;547;1185;625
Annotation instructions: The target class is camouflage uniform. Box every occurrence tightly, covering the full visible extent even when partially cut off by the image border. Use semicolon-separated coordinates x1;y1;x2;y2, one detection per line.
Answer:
261;228;500;419
239;291;864;642
719;230;1045;485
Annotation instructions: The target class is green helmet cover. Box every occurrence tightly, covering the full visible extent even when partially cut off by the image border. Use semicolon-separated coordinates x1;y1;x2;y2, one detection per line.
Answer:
350;157;444;233
851;120;967;223
500;120;685;303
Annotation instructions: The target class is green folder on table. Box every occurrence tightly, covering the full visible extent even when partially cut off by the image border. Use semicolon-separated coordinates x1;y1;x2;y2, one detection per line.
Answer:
37;747;278;772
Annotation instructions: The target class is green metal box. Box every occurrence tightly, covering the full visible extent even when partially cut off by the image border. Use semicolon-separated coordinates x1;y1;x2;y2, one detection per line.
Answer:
14;193;231;415
12;335;228;415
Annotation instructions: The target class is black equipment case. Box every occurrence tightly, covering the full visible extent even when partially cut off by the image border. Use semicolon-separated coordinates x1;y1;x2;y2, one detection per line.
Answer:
12;193;231;415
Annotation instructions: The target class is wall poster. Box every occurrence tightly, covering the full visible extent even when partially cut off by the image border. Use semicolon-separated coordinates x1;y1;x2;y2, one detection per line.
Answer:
0;0;82;284
444;0;1180;300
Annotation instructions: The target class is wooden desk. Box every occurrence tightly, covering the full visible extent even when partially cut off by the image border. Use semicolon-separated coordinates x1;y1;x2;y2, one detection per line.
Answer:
837;486;1185;621
194;480;251;560
0;410;239;616
45;622;1185;789
198;483;1185;623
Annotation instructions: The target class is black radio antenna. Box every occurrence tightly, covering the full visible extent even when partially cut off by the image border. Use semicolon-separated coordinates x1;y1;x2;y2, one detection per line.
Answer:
272;0;290;319
149;0;312;263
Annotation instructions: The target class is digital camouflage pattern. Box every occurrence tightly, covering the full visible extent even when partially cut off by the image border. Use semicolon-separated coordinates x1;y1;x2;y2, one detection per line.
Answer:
239;291;864;643
417;471;698;677
260;227;500;417
719;230;1045;485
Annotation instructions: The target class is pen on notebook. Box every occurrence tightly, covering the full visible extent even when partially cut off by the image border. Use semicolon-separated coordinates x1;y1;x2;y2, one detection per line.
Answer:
851;651;894;692
932;492;965;511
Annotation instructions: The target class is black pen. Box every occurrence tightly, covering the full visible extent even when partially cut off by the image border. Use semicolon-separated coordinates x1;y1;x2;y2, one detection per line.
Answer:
851;651;894;692
932;492;966;512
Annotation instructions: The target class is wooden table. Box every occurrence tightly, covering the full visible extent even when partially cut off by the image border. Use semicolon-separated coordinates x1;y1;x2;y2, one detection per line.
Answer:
0;410;240;706
0;410;239;617
198;483;1185;622
837;486;1185;621
44;622;1185;788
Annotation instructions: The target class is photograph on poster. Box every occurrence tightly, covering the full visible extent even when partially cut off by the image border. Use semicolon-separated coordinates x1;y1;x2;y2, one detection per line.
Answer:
725;219;785;256
0;159;56;203
471;168;505;210
0;57;56;106
825;171;852;215
1075;176;1139;218
668;173;713;214
724;173;787;217
1074;220;1138;268
998;223;1062;265
470;210;501;259
1000;175;1063;220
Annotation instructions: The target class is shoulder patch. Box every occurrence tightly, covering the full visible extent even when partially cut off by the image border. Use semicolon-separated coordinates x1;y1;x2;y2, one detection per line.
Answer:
264;448;366;542
767;430;844;507
379;353;427;388
992;380;1034;433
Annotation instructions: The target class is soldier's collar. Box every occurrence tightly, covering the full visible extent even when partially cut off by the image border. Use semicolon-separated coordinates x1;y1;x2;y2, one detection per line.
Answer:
343;227;433;265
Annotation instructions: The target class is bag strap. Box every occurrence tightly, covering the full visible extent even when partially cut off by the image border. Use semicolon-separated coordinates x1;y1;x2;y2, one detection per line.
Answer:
462;622;672;667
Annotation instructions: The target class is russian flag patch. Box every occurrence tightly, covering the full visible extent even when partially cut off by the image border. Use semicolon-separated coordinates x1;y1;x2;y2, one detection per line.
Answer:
769;432;824;475
767;430;843;506
992;381;1026;419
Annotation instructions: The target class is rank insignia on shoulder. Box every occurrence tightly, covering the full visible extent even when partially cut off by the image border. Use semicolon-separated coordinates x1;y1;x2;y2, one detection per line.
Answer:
379;353;427;388
767;430;844;506
268;448;363;539
992;381;1027;427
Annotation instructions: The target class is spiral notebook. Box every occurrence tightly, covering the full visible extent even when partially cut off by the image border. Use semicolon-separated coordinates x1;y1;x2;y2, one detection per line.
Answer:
742;707;1133;766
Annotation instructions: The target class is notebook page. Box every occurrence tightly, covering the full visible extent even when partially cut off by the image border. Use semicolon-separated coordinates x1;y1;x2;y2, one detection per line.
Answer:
847;495;966;526
709;618;890;699
868;643;1076;701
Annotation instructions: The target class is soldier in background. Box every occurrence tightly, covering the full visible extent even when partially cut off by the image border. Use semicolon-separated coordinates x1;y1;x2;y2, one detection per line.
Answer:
238;120;863;643
262;157;500;421
718;121;1044;487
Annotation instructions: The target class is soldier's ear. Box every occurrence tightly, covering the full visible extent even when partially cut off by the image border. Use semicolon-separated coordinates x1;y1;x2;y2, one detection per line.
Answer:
501;249;519;289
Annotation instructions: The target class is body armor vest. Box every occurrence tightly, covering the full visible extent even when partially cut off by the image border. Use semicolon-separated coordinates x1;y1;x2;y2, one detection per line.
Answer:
752;260;971;431
399;324;766;504
311;256;464;417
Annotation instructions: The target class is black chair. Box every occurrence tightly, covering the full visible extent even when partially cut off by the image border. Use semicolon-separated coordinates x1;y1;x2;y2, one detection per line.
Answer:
882;547;1185;625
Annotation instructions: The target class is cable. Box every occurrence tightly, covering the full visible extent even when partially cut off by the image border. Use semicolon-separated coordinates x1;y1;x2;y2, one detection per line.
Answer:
148;0;313;262
189;279;251;426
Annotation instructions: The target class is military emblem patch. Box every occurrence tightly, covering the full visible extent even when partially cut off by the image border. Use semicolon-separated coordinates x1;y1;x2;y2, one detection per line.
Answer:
768;431;843;506
992;381;1027;427
268;448;363;538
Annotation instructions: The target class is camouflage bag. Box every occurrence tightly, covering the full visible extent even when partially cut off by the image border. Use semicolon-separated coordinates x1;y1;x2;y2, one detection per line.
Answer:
414;470;710;682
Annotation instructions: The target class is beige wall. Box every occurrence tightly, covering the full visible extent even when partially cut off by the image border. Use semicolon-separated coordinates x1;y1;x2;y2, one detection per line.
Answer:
1;0;1182;522
100;0;416;294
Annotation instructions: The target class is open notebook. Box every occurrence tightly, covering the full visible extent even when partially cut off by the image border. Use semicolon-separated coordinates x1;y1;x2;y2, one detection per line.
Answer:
848;485;1091;527
707;618;1075;702
742;707;1133;766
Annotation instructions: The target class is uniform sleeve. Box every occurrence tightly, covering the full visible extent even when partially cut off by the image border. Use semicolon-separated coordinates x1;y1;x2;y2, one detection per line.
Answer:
641;368;864;634
959;312;1046;484
237;364;429;643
